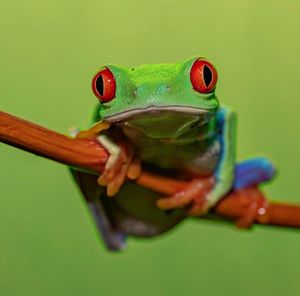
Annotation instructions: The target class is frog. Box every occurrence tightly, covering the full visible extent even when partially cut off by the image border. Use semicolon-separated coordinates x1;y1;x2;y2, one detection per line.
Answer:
71;56;275;251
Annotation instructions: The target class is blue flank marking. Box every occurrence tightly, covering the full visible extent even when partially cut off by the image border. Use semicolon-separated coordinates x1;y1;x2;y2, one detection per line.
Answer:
214;108;226;181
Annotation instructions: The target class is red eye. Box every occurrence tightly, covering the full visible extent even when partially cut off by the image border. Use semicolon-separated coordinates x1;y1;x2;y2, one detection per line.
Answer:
92;67;116;103
190;59;218;93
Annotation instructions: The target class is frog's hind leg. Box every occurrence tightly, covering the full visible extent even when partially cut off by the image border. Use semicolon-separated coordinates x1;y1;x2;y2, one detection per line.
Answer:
231;157;275;228
234;157;275;190
88;195;127;251
70;169;126;251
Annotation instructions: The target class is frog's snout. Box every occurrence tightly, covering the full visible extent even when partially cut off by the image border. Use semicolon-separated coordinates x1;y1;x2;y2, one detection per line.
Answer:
134;84;171;98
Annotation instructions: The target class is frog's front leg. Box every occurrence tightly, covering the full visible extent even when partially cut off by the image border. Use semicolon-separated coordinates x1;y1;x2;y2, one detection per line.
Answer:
76;121;111;140
157;106;236;215
76;121;141;196
97;135;141;196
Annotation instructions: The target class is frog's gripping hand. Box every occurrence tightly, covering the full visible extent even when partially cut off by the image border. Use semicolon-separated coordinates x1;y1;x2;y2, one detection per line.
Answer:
205;106;237;208
75;121;111;139
96;135;141;196
76;121;141;196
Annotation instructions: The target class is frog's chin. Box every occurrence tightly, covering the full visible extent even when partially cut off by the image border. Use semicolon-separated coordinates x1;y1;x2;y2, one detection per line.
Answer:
104;105;212;123
104;106;214;139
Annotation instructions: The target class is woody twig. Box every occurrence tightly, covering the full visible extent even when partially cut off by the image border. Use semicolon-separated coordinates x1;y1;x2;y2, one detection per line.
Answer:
1;110;300;228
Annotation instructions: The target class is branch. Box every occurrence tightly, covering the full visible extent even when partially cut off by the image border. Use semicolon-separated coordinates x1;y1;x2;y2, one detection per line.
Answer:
1;110;300;228
0;111;108;173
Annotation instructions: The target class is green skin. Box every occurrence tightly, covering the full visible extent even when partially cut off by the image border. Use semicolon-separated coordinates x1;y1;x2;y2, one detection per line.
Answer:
95;56;236;210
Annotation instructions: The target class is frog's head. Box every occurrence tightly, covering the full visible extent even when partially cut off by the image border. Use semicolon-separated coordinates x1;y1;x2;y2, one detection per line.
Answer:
92;57;219;139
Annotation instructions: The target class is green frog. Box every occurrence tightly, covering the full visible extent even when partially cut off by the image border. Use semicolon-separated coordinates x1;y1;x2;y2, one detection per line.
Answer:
72;57;274;251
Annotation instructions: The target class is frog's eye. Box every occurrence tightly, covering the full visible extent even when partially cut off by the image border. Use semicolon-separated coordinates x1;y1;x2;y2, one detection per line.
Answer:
190;59;218;93
92;67;116;103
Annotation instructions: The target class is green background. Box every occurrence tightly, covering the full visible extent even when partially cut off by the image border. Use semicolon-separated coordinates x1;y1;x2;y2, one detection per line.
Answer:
0;0;299;295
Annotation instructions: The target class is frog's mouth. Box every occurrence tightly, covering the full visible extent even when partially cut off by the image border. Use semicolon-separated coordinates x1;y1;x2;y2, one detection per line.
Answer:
104;105;210;123
104;105;214;139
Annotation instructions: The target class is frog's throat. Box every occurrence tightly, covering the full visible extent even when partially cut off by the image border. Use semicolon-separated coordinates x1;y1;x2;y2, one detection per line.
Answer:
103;105;211;123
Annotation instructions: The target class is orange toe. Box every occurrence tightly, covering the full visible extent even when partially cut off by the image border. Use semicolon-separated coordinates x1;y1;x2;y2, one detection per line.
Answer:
156;178;214;214
127;157;142;180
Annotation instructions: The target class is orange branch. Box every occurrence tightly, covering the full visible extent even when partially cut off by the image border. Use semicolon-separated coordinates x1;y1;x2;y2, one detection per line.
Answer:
0;111;108;173
1;110;300;228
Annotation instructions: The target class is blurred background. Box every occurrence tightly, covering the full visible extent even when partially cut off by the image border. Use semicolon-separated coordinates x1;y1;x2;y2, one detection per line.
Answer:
0;0;299;295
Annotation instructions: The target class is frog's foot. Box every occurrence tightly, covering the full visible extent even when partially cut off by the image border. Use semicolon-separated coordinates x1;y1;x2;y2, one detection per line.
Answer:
156;177;215;215
97;135;141;197
229;186;269;228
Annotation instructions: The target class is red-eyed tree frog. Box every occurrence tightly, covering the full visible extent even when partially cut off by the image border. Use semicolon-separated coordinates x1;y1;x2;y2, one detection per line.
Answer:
71;57;275;251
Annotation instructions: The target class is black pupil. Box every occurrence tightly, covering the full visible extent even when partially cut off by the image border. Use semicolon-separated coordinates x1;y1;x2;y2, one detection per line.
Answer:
203;65;212;87
96;74;104;96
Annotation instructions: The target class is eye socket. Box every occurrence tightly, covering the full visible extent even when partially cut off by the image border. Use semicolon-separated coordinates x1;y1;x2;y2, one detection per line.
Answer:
92;67;116;103
190;59;218;93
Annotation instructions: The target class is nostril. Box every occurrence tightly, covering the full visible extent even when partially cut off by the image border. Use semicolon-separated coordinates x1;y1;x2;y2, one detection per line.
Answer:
158;84;171;94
